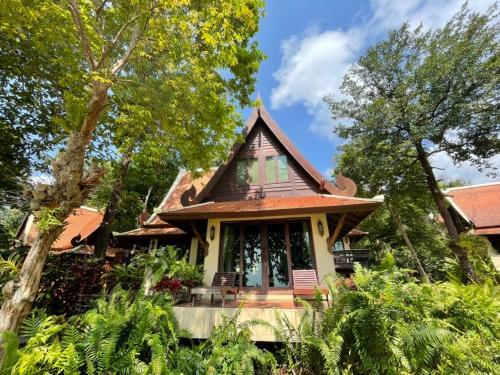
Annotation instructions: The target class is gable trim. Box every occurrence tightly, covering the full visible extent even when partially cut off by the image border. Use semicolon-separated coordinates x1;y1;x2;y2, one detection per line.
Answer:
145;169;187;225
195;104;351;202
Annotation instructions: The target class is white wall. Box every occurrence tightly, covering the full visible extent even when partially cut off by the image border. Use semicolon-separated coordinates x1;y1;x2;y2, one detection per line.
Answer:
203;218;221;286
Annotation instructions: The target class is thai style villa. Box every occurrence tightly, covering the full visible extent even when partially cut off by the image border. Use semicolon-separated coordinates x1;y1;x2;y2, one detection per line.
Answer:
116;103;382;340
16;206;104;254
445;182;500;270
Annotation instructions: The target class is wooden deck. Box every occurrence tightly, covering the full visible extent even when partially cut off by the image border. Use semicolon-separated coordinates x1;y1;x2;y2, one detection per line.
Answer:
173;298;303;341
176;298;299;309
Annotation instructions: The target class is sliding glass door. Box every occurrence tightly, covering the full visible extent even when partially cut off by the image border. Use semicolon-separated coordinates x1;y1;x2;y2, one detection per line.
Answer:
220;220;315;290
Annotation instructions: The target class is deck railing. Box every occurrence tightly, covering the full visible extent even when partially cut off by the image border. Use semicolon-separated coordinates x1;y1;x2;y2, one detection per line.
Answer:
333;249;371;271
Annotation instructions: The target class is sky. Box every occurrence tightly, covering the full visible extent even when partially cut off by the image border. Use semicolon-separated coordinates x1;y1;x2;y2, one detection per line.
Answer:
246;0;499;184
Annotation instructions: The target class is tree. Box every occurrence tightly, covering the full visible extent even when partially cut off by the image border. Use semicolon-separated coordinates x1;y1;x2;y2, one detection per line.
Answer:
87;152;179;258
0;0;264;337
334;141;443;282
327;5;499;281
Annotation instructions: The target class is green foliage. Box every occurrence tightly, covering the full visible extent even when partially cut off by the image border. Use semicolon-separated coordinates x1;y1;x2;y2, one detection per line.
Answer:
353;202;451;280
0;252;21;286
106;246;204;292
0;331;19;375
274;267;500;374
0;208;25;250
328;5;499;173
7;289;182;375
35;208;64;234
3;291;277;374
328;5;499;279
456;234;498;282
201;310;276;375
85;157;178;233
35;255;104;316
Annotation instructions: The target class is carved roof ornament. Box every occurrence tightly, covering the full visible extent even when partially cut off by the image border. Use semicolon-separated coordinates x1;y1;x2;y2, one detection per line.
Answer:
334;172;357;197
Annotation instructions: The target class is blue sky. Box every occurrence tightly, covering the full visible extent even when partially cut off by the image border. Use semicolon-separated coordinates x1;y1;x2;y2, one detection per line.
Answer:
245;0;499;184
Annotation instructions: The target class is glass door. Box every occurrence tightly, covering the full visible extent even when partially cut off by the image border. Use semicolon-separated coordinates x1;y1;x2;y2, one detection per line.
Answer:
266;223;290;288
220;220;314;291
242;224;263;287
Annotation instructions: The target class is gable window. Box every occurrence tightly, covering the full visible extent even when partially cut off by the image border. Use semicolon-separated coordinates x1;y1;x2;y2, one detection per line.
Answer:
265;155;288;183
237;158;259;185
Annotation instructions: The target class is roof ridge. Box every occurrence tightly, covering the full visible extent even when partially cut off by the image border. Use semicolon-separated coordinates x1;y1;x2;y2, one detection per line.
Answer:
145;169;187;224
446;181;500;191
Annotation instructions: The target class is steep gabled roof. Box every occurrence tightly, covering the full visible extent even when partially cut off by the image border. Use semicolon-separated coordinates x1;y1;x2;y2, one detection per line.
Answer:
144;169;216;226
194;104;355;203
17;206;103;251
445;182;500;235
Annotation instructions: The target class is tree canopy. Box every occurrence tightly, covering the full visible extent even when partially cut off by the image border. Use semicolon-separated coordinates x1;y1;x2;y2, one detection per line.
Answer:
327;5;499;281
0;0;265;335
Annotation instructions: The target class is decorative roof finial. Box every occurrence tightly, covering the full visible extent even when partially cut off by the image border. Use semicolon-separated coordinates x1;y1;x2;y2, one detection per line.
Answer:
255;92;263;107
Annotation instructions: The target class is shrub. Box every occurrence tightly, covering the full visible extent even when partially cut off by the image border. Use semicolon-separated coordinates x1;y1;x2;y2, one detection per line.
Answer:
35;254;104;316
275;264;500;374
105;246;203;298
201;310;277;374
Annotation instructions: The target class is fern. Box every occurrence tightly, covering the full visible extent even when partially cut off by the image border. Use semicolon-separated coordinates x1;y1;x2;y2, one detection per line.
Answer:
0;331;20;375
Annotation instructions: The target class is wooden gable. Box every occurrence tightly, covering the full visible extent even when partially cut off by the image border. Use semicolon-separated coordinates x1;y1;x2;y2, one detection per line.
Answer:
196;104;356;203
208;119;320;201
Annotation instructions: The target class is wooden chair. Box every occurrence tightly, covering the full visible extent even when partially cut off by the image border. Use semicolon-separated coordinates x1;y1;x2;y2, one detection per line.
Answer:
292;269;330;306
190;272;238;307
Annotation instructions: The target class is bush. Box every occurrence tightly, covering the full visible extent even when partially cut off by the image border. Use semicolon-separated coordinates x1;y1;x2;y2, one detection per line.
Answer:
0;290;276;375
105;246;203;299
35;254;104;316
275;263;500;374
200;310;277;374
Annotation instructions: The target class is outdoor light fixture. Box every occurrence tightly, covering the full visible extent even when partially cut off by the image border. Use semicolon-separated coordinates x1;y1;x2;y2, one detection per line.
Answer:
209;225;216;241
317;220;324;236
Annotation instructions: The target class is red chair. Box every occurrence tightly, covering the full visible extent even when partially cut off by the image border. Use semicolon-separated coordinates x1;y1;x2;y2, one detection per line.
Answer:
292;269;329;306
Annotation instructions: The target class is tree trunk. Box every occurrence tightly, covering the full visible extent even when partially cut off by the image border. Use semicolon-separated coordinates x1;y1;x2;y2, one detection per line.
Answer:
414;141;478;282
94;154;131;258
388;202;430;283
0;82;109;342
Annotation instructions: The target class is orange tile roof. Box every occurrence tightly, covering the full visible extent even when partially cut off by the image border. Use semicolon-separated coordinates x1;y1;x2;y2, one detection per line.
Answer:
446;183;500;234
159;195;382;220
146;169;216;226
21;207;103;250
53;207;103;250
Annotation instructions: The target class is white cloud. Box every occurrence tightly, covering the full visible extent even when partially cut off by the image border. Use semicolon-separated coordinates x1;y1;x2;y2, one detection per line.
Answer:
370;0;495;31
271;27;363;109
431;152;500;184
271;0;497;182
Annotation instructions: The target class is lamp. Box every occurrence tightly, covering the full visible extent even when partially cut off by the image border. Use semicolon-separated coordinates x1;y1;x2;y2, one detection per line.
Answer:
209;225;216;241
317;220;324;236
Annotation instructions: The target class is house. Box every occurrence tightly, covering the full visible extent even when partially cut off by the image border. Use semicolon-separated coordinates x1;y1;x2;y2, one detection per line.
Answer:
16;206;108;255
116;103;382;340
445;183;500;268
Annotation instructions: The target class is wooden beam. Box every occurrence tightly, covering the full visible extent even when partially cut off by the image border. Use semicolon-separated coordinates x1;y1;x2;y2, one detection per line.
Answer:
190;222;209;257
327;214;347;254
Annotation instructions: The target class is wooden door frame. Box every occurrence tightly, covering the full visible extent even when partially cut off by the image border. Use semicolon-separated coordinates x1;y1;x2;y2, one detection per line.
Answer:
218;218;317;293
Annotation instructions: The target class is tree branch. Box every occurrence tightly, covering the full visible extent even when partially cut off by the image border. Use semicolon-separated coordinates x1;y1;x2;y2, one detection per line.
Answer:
68;0;97;70
98;13;143;68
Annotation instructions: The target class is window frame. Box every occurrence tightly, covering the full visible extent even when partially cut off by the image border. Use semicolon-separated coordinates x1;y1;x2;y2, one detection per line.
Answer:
218;218;317;292
236;157;259;186
265;154;289;184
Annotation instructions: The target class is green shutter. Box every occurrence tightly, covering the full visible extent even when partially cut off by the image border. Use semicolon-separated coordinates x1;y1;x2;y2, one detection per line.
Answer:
248;158;259;183
236;160;247;185
265;156;277;183
277;155;288;181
